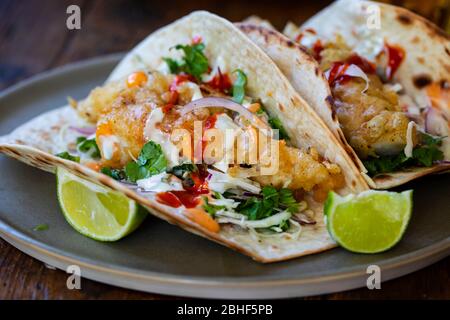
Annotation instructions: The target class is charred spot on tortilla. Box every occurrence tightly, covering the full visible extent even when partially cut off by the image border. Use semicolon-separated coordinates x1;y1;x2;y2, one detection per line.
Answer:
444;63;450;74
417;57;425;65
315;67;320;76
325;95;334;107
286;40;295;48
413;74;432;89
278;103;285;112
411;36;420;44
440;80;449;89
298;46;310;57
397;13;412;25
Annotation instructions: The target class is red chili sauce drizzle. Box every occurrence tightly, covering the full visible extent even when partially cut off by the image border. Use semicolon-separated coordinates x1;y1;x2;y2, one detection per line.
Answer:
312;40;324;62
294;28;317;43
385;42;405;81
206;69;232;93
327;54;376;88
156;169;210;208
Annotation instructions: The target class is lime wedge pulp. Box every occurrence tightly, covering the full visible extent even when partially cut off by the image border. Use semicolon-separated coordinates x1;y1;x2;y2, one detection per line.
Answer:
324;190;413;253
56;167;146;241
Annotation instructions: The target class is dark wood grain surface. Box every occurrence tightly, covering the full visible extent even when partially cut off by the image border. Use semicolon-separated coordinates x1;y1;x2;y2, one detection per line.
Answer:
0;0;448;300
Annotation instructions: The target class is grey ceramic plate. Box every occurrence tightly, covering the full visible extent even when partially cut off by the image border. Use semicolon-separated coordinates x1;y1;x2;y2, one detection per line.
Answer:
0;54;449;299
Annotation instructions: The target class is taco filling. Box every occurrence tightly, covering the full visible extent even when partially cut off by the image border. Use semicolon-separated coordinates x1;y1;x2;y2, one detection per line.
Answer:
61;39;345;237
287;27;449;177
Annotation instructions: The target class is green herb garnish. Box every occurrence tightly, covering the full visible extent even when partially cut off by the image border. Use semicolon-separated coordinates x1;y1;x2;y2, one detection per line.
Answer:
164;42;209;81
125;141;167;182
268;116;290;140
76;137;100;158
163;57;181;74
231;69;247;104
101;167;125;180
363;132;445;176
236;186;299;220
56;152;80;163
167;163;197;180
33;224;48;231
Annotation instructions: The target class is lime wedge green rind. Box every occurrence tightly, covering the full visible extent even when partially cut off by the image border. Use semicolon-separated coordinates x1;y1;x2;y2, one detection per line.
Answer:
325;190;413;254
56;167;147;241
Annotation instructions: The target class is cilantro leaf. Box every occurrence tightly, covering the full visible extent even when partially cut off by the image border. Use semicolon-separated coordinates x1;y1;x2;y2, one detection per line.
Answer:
279;188;300;213
163;57;181;74
164;43;209;81
125;141;167;182
271;219;290;232
33;224;48;231
412;144;444;167
125;162;148;182
76;136;100;158
167;163;197;180
235;186;300;220
268;116;290;140
231;69;247;104
56;151;80;163
363;132;444;176
101;167;125;180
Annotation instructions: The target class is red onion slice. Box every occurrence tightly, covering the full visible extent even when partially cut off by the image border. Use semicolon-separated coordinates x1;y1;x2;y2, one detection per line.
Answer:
179;97;270;131
69;126;96;136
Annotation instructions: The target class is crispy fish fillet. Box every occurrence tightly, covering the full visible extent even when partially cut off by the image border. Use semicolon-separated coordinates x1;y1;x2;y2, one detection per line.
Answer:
74;72;171;123
76;71;345;197
333;77;412;158
319;43;413;159
231;143;345;201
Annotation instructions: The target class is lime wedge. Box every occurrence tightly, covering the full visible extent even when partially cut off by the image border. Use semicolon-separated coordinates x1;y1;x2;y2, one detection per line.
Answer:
324;190;413;253
56;167;146;241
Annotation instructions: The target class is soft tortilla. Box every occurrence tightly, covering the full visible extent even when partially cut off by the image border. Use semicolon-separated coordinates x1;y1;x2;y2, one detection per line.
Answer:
239;0;450;189
0;11;368;262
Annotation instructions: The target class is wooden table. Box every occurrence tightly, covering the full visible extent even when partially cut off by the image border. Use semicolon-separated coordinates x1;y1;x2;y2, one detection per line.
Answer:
0;0;448;300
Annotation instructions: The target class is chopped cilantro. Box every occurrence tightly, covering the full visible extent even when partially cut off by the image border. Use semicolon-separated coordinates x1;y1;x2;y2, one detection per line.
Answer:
33;224;48;231
236;186;299;220
257;104;290;140
268;116;290;140
125;141;167;182
413;133;445;166
231;69;247;104
363;132;445;176
164;43;209;81
167;163;197;180
163;57;181;74
76;136;100;158
270;219;290;232
56;152;80;163
101;167;125;180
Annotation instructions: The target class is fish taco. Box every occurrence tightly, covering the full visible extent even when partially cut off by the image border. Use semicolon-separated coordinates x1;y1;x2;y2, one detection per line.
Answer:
239;0;450;189
0;11;367;262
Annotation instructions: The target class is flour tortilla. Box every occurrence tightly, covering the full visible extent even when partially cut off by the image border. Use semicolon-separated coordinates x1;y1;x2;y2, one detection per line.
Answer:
239;0;450;189
0;11;368;262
